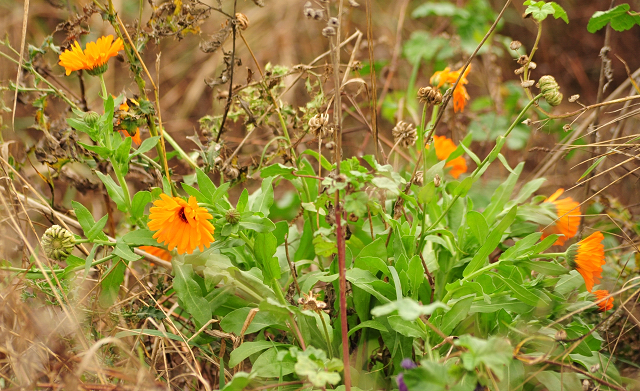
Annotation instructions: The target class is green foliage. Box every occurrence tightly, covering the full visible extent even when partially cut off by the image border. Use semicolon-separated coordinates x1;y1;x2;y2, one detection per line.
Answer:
523;1;569;23
587;3;640;33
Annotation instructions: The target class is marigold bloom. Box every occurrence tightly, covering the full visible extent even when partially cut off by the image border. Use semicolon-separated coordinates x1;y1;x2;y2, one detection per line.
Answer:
593;290;613;312
566;231;605;292
427;135;468;179
430;65;471;112
541;189;581;246
116;99;142;145
59;35;124;76
147;194;215;254
139;246;172;262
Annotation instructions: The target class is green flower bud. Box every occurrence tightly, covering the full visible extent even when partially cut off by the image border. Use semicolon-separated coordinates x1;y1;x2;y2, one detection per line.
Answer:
42;225;75;261
84;111;101;127
225;208;240;224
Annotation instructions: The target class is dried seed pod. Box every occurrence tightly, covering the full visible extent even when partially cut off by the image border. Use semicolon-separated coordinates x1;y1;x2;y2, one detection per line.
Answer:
349;0;360;7
413;171;424;186
537;75;563;106
313;9;324;20
517;54;529;65
392;121;417;148
417;86;443;105
41;225;75;261
509;40;522;50
569;94;580;103
521;80;535;88
554;329;567;341
563;124;572;131
348;213;358;222
528;61;537;70
322;26;336;37
235;13;249;30
325;141;336;150
514;67;525;75
328;17;339;27
304;7;316;18
522;118;533;126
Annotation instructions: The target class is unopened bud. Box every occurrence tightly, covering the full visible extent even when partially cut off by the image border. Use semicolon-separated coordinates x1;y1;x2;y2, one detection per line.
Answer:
225;208;240;224
84;111;100;127
42;225;75;261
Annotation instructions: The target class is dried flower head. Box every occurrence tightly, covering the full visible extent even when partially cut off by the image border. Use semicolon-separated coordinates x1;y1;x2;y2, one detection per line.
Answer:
59;35;124;76
563;124;572;131
349;0;360;7
304;7;316;18
417;86;443;106
433;173;442;187
147;194;215;254
517;55;529;65
541;189;580;246
309;113;331;138
298;290;327;312
528;61;537;70
569;94;580;103
392;121;417;148
328;17;339;27
510;40;522;50
566;231;605;292
42;225;75;261
521;80;535;88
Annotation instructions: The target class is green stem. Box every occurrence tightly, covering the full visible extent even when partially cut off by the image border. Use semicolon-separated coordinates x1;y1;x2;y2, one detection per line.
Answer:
428;94;543;230
238;232;254;250
99;74;108;100
416;104;437;255
2;254;116;279
319;311;334;359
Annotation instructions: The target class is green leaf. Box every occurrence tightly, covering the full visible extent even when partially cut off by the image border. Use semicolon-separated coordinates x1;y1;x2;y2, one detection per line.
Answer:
344;192;369;218
417;182;437;204
372;298;447;321
301;149;333;171
388;315;425;338
412;2;468;18
588;4;640;33
549;2;569;23
248;177;274;217
86;215;108;241
535;371;582;391
347;320;388;337
482;162;523;224
195;167;217;204
114;135;132;170
463;206;517;277
456;335;513;380
113;240;142;262
238;214;276;232
251;347;295;378
519;259;568;275
99;258;126;307
95;172;127;212
122;229;160;247
131;191;151;221
579;156;605;181
260;163;295;179
254;232;281;280
489;272;550;307
499;232;542;261
72;201;109;241
439;296;473;335
525;2;555;22
466;211;489;243
173;262;212;327
220;307;287;335
229;341;290;367
129;136;159;158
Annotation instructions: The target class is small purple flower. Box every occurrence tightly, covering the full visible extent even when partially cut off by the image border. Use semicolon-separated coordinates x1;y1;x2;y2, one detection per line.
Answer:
397;373;408;391
401;358;417;370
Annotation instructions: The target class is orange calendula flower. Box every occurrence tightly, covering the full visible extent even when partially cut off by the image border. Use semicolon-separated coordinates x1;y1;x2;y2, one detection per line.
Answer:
427;135;468;179
566;231;605;292
147;194;215;254
430;65;471;112
593;290;613;312
139;246;172;262
540;189;581;246
59;35;124;76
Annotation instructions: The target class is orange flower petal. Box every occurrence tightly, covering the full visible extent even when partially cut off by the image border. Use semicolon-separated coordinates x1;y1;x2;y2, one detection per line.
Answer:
567;231;605;292
430;65;471;112
427;135;468;179
148;194;215;254
58;35;123;76
140;246;172;262
540;189;581;246
593;289;613;312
